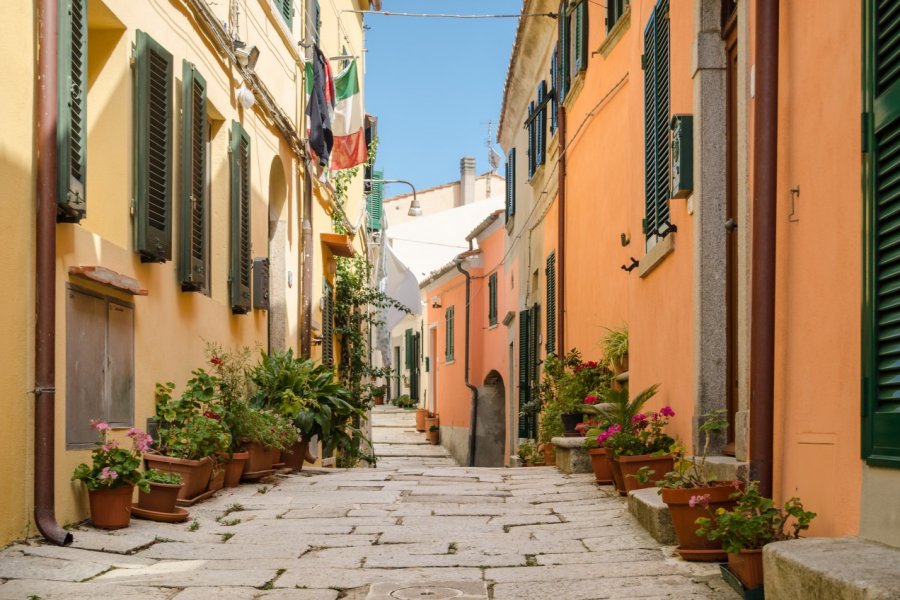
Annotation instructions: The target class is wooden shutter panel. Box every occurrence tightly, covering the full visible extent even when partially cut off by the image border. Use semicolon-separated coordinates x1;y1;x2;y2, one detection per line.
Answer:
367;170;384;231
322;279;334;367
654;1;671;228
405;328;413;368
527;102;536;178
279;0;294;29
537;82;547;166
643;10;658;236
449;307;455;360
518;309;531;438
57;0;88;223
179;61;208;291
229;121;252;314
546;254;557;355
134;31;174;262
506;148;517;219
550;51;559;134
558;1;569;102
574;0;589;73
864;0;900;467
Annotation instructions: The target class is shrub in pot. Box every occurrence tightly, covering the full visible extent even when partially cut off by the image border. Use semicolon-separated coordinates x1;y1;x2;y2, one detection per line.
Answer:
696;481;816;589
601;325;628;375
582;432;613;485
72;420;151;529
138;469;184;514
537;350;613;443
516;440;542;466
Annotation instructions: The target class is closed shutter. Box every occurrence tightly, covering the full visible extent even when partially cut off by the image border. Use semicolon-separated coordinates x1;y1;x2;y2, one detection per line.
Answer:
506;148;517;220
488;273;498;326
57;0;88;223
367;170;384;231
322;279;334;367
447;307;455;361
536;81;547;167
277;0;294;29
134;31;174;262
179;61;208;291
229;121;252;314
405;327;413;369
558;1;570;102
573;0;589;73
643;0;670;239
546;253;557;355
527;102;536;178
550;50;559;134
863;0;900;467
518;309;531;438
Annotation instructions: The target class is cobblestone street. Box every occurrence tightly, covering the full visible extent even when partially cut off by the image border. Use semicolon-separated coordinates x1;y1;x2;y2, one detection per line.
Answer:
0;407;733;599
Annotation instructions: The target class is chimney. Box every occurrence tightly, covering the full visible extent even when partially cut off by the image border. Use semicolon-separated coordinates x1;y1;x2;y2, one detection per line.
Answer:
459;156;476;207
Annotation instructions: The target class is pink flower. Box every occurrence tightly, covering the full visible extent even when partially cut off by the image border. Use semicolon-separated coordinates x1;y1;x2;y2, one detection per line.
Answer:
100;440;120;452
584;395;598;405
90;419;110;432
660;406;675;418
631;413;647;424
99;467;118;481
688;493;711;508
135;435;153;453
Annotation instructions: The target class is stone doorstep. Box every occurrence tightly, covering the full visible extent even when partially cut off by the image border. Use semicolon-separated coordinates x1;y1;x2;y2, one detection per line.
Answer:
627;487;677;545
764;537;900;600
550;436;592;474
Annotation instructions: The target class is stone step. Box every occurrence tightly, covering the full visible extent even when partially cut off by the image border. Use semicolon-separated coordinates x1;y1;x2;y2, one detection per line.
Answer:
627;487;676;545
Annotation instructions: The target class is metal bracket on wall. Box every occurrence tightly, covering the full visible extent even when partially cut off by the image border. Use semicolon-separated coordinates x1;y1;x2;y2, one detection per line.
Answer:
789;185;800;223
621;257;640;273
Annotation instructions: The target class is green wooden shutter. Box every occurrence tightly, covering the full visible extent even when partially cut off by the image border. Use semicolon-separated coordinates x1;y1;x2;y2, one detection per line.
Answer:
367;170;384;231
550;51;559;134
574;0;589;73
448;307;455;361
546;253;557;355
527;102;536;178
57;0;88;223
179;61;208;291
518;309;531;438
229;121;252;314
488;273;498;326
863;0;900;467
558;1;569;102
536;81;547;166
506;148;517;220
277;0;294;29
134;31;174;262
322;279;334;367
405;328;413;369
643;1;670;239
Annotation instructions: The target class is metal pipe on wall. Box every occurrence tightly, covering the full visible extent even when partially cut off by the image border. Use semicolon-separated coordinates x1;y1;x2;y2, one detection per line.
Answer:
35;0;73;546
749;0;779;498
557;104;567;355
455;260;479;467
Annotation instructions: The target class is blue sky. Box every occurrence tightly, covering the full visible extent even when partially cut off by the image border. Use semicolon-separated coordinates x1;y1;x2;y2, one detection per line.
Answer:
364;1;520;194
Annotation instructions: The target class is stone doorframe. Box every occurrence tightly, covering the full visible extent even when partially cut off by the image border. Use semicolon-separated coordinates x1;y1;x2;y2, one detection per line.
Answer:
691;0;750;461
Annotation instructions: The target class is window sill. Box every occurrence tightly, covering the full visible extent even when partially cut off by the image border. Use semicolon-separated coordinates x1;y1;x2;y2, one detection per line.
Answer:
596;7;631;58
445;359;456;365
563;73;585;110
638;233;675;278
529;163;546;184
487;323;499;330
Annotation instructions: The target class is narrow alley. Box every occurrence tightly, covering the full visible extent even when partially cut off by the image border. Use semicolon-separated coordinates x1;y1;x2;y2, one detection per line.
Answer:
0;408;731;599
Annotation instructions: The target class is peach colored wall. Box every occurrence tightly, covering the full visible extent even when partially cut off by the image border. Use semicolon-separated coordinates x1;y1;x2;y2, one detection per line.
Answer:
562;0;696;448
427;274;470;428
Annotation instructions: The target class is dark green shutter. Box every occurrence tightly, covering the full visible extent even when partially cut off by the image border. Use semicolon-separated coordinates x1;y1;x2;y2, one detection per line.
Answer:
506;148;517;220
488;273;498;326
863;0;900;467
558;1;570;102
574;0;589;73
518;309;531;438
322;279;334;367
643;0;670;239
229;121;252;314
57;0;88;223
367;170;384;231
277;0;294;29
536;81;547;166
546;253;557;355
405;328;413;369
179;61;208;291
527;102;535;178
447;307;455;361
550;51;559;134
134;31;174;262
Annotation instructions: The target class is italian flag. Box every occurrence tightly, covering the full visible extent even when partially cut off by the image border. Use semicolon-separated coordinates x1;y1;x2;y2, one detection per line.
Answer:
330;60;367;171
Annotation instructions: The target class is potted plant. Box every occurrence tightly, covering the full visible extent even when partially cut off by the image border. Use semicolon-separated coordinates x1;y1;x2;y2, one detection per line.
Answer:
425;415;440;444
415;400;428;431
582;426;613;485
655;410;742;561
538;351;613;438
696;482;816;590
136;469;184;515
601;325;629;375
370;383;385;406
72;420;150;529
539;442;555;466
147;370;232;501
517;440;538;466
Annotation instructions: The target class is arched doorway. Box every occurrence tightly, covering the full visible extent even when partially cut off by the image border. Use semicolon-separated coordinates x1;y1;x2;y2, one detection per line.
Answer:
475;370;506;467
268;156;288;352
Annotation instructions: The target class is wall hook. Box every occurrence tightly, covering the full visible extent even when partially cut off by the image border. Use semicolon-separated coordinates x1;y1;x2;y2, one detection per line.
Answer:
621;257;640;273
789;185;800;223
658;222;678;239
620;232;630;247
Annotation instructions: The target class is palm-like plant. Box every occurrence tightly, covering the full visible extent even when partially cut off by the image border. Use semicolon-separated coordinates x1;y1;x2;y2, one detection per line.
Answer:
582;383;660;428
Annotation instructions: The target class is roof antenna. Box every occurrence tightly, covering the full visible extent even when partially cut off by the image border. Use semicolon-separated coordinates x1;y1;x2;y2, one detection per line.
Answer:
482;120;502;198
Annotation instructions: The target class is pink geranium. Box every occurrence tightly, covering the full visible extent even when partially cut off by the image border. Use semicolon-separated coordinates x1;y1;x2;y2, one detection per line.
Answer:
99;467;118;481
90;419;110;432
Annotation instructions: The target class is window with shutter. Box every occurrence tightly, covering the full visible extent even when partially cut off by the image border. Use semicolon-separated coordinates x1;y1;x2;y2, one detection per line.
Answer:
527;102;536;178
546;253;557;355
58;0;88;223
229;121;252;314
445;307;455;361
405;328;413;369
506;148;517;221
179;61;208;292
536;81;547;167
275;0;293;29
642;0;671;241
863;0;900;468
607;0;625;32
550;51;559;135
367;170;384;231
573;0;589;74
558;1;570;102
134;31;174;262
322;279;334;367
488;273;498;326
518;309;532;438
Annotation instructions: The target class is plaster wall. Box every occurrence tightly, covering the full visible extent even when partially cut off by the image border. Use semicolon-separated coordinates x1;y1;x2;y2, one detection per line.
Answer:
384;174;506;227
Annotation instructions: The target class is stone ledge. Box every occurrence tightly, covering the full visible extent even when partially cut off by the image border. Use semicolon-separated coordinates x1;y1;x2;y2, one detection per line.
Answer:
551;437;591;474
627;487;676;545
684;456;749;483
764;537;900;600
551;436;586;449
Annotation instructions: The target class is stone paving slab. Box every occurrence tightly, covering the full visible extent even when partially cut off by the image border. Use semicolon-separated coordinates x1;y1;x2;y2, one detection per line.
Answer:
0;580;173;600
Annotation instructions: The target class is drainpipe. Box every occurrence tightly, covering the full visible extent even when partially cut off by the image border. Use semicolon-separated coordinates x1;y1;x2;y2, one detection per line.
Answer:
455;260;479;467
557;104;567;354
749;0;779;498
301;163;313;357
35;0;73;546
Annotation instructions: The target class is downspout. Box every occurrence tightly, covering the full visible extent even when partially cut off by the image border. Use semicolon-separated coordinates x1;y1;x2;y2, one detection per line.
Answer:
749;0;779;498
557;104;567;354
301;164;313;357
35;0;72;546
455;260;479;467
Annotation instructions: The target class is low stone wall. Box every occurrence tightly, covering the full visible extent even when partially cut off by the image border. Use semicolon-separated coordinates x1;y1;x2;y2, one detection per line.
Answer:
440;425;469;465
551;437;592;474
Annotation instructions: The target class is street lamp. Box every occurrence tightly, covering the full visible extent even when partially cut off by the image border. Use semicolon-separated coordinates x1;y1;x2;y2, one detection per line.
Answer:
364;179;421;216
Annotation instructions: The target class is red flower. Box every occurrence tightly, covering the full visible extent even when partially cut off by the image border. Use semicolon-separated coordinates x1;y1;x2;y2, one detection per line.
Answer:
210;356;223;366
203;410;221;421
584;395;598;405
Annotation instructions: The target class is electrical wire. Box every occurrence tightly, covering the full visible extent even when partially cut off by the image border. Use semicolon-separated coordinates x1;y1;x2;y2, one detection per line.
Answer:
341;10;557;19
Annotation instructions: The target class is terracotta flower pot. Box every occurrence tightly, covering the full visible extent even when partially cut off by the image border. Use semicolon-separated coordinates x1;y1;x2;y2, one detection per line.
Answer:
144;454;213;500
282;440;309;472
728;549;764;589
245;441;276;473
615;454;675;492
415;408;428;432
541;443;555;466
89;484;134;529
138;481;183;514
223;451;249;487
272;449;284;468
610;456;627;495
373;395;384;406
661;482;742;560
424;416;439;444
587;448;614;485
612;353;629;375
207;466;226;492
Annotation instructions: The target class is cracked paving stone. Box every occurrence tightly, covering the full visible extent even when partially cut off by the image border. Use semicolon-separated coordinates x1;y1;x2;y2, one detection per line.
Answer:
93;562;278;587
0;580;173;600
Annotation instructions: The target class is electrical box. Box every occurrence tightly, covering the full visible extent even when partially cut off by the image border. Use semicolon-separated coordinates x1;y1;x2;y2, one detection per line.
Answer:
252;257;269;311
670;114;693;199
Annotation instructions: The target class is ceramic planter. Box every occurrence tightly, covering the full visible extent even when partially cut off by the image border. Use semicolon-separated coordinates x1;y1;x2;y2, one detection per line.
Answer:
587;448;614;485
425;416;439;444
415;408;428;432
541;443;555;466
612;353;629;375
137;481;183;514
560;412;583;436
223;451;249;487
373;395;384;406
282;440;310;472
88;484;134;529
660;482;742;561
144;454;213;500
615;454;675;492
728;549;764;589
610;456;627;495
245;441;276;473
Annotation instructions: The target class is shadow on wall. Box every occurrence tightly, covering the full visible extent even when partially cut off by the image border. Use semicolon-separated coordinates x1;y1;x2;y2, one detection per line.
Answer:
475;370;506;467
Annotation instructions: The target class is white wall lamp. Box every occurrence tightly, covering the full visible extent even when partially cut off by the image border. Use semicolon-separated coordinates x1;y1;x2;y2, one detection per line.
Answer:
237;84;256;109
234;43;260;71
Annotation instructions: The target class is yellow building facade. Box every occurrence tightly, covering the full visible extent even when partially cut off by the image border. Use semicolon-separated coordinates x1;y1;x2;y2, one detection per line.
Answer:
0;0;375;546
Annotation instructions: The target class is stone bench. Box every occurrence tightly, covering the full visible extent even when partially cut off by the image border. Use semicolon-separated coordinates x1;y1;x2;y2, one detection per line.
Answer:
550;437;592;474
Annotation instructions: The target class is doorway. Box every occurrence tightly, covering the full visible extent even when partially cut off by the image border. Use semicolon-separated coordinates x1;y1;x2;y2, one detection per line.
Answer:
723;0;738;455
475;370;506;467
